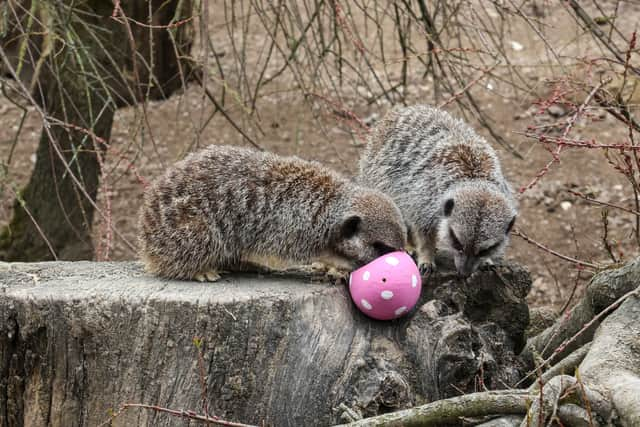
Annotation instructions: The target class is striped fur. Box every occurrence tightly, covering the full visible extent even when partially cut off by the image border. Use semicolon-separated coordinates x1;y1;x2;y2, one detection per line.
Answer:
359;105;517;277
139;145;406;280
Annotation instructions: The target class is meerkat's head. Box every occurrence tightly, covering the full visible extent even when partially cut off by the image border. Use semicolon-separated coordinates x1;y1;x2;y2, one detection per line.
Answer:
437;184;516;277
331;190;407;269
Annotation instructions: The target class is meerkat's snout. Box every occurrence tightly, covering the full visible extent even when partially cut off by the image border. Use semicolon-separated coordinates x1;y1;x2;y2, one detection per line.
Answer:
453;253;480;278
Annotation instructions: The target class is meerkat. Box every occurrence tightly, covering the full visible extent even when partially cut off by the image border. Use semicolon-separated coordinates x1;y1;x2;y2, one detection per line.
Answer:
358;105;517;277
138;145;407;282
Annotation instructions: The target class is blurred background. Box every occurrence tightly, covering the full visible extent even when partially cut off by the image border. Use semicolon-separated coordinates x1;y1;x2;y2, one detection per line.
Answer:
1;0;639;310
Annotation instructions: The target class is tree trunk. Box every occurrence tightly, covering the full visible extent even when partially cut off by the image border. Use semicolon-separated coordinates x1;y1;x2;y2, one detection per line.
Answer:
0;83;114;261
0;0;193;261
0;262;530;427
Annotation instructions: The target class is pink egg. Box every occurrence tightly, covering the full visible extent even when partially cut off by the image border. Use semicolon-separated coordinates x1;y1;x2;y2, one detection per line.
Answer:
348;251;422;320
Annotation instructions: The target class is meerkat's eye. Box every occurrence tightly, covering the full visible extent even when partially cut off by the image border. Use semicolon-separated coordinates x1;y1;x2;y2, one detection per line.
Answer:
477;242;499;258
373;241;395;256
449;228;463;252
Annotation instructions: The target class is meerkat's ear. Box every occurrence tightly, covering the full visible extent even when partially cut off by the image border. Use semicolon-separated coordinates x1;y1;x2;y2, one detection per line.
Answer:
506;216;516;234
341;215;361;238
443;198;455;216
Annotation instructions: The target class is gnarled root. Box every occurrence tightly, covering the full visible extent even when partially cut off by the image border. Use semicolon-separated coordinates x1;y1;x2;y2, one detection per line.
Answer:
521;374;611;427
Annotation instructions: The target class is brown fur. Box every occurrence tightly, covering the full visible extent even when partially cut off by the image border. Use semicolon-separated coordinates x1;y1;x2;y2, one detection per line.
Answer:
359;105;517;277
139;145;407;280
432;144;493;180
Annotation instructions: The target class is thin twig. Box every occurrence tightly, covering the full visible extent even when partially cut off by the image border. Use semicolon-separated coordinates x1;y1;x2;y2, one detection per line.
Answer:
437;61;500;108
559;270;582;315
564;0;640;76
101;403;256;427
520;79;610;193
567;189;640;216
512;229;600;270
4;185;58;260
192;73;263;151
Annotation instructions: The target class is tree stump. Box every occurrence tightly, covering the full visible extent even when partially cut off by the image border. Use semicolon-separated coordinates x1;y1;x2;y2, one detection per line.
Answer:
0;261;530;426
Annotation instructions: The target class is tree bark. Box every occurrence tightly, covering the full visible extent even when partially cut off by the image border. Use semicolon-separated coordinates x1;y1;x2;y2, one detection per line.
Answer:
0;261;530;427
519;258;640;371
0;0;193;261
0;83;114;261
577;292;640;426
477;258;640;427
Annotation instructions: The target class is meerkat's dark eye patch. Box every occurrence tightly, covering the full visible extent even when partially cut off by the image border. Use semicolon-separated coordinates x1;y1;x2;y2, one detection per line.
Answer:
373;241;396;256
341;215;361;238
477;242;499;257
449;228;463;251
444;198;455;216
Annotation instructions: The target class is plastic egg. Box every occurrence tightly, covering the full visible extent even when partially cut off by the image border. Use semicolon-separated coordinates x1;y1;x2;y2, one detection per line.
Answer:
348;251;422;320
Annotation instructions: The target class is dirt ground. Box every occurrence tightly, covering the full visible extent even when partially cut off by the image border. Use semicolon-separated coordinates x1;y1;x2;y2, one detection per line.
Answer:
1;1;638;310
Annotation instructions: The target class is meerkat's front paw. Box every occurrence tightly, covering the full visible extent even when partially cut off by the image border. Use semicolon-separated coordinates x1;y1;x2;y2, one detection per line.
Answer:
194;270;221;282
311;262;349;285
311;261;328;272
326;266;349;285
419;262;436;276
479;258;497;272
417;252;436;276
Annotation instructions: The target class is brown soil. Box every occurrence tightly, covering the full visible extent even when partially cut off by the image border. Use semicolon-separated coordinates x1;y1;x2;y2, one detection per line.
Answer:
1;1;638;310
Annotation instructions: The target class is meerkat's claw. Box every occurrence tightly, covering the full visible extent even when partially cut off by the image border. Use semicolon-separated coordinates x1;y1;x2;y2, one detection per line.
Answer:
311;262;325;271
326;266;349;285
194;270;221;282
479;259;496;272
206;270;221;281
417;252;436;276
311;262;349;284
419;262;436;276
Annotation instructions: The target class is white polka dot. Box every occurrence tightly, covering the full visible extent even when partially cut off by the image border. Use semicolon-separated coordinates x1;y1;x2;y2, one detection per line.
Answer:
362;271;371;281
411;275;418;288
395;306;407;315
385;256;400;266
381;290;394;300
361;299;373;310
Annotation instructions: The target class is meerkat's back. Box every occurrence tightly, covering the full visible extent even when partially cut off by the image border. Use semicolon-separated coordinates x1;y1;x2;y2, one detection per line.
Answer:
139;145;406;281
361;105;508;198
359;105;517;277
